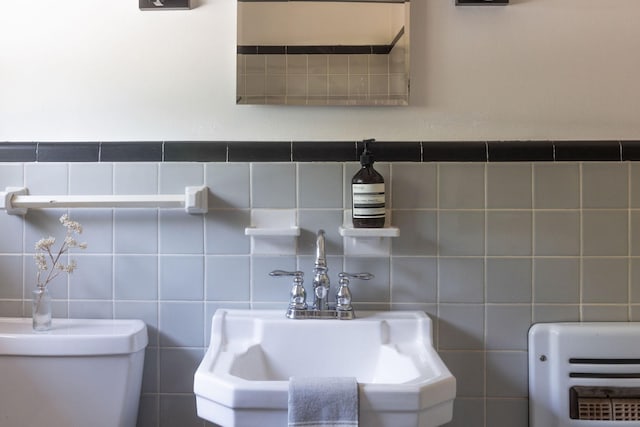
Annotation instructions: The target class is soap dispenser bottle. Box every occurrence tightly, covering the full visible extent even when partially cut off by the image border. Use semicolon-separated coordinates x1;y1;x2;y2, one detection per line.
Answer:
351;139;385;228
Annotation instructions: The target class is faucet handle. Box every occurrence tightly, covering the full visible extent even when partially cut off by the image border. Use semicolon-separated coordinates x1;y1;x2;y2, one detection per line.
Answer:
270;269;304;279
269;270;307;310
338;272;374;282
336;272;374;311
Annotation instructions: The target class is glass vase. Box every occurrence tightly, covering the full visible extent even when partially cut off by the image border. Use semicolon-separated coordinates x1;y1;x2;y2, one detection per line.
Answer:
32;286;52;331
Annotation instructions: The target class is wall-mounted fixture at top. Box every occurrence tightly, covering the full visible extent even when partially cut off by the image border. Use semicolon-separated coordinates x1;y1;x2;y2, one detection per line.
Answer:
456;0;508;5
139;0;190;10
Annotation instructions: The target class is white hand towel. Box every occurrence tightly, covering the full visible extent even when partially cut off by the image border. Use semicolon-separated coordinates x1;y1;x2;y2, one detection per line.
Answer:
288;376;359;427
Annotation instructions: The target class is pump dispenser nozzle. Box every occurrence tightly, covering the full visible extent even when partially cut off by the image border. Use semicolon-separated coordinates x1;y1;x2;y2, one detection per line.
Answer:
360;139;376;166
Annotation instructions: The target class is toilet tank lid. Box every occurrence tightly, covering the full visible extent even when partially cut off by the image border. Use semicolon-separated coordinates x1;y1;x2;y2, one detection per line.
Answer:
0;318;148;356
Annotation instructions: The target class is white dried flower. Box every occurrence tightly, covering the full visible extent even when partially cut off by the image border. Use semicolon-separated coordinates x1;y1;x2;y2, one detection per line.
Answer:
35;237;56;251
34;215;87;289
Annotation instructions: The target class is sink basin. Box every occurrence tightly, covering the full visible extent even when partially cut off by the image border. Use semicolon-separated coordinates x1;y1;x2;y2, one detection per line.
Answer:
194;309;456;427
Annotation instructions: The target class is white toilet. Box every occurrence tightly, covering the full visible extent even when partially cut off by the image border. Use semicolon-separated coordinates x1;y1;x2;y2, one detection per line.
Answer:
0;317;148;427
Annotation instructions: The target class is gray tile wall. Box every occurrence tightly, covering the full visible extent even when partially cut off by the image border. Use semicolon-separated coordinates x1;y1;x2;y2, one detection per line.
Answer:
0;160;638;427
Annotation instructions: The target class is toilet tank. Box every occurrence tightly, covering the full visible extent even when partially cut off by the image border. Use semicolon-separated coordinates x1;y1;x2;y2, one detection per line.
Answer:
0;318;148;427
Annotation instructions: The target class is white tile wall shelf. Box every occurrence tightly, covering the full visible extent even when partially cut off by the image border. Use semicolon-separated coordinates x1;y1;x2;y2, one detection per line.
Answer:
339;210;399;257
0;186;209;215
245;209;300;255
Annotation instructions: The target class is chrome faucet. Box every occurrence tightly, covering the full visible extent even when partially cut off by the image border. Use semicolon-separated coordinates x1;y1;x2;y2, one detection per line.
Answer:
312;229;331;311
269;229;374;320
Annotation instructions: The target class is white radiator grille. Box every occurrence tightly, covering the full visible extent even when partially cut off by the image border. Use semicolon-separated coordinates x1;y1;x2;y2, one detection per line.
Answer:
529;323;640;427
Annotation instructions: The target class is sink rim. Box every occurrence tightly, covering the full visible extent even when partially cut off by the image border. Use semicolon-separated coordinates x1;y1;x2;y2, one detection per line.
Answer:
195;309;456;412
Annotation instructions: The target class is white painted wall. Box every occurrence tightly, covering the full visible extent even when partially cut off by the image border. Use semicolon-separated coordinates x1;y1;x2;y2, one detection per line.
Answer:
1;0;639;141
238;2;404;45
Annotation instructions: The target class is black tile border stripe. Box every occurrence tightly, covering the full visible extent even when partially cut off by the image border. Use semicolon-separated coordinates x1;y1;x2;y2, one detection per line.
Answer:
1;140;639;162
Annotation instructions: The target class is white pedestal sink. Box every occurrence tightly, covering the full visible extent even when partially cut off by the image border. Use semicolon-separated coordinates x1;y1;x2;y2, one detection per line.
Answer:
194;309;456;427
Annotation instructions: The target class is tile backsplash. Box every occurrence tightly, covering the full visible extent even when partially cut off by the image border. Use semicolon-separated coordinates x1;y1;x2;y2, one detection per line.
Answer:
1;152;639;427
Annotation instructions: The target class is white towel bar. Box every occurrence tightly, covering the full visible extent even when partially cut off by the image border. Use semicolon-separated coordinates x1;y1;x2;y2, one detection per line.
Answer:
1;186;208;215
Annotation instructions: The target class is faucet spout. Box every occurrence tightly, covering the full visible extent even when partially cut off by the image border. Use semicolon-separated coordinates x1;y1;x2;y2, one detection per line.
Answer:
315;229;327;269
312;230;330;311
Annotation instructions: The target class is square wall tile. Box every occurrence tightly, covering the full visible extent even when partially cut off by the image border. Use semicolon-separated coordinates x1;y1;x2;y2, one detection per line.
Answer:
113;163;158;195
252;256;297;303
251;163;295;209
344;257;390;303
159;211;203;254
485;305;531;350
298;163;343;208
447;398;484;427
439;257;484;303
534;258;580;303
390;163;437;209
582;162;628;208
438;304;485;350
69;255;113;299
159;395;203;427
391;210;437;256
159;302;204;347
439;211;485;256
25;163;68;195
390;257;437;303
582;258;628;303
114;210;158;254
486;398;529;427
582;211;628;256
0;163;24;187
534;211;580;256
439;351;484;397
70;209;112;254
486;163;532;209
439;163;485;209
486;211;532;256
114;255;158;300
159;163;204;194
486;351;528;397
206;163;249;209
206;256;250;301
533;163;580;209
160;348;203;393
205;209;250;255
69;163;112;195
486;258;532;303
160;256;204;301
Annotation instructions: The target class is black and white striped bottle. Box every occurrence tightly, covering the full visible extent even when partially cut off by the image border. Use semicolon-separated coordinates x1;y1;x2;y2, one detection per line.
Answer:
351;139;385;228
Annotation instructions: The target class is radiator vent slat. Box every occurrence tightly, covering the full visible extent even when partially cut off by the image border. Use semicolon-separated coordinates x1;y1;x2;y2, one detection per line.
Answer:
570;358;640;365
570;373;640;379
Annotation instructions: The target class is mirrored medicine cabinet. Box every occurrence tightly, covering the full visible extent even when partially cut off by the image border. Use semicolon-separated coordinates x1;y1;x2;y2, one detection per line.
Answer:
237;0;410;106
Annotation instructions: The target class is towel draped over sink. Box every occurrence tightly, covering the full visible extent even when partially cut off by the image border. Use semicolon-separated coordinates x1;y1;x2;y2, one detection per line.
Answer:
288;376;359;427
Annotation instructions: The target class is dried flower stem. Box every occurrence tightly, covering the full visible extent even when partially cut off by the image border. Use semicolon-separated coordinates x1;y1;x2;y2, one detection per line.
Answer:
34;214;87;290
